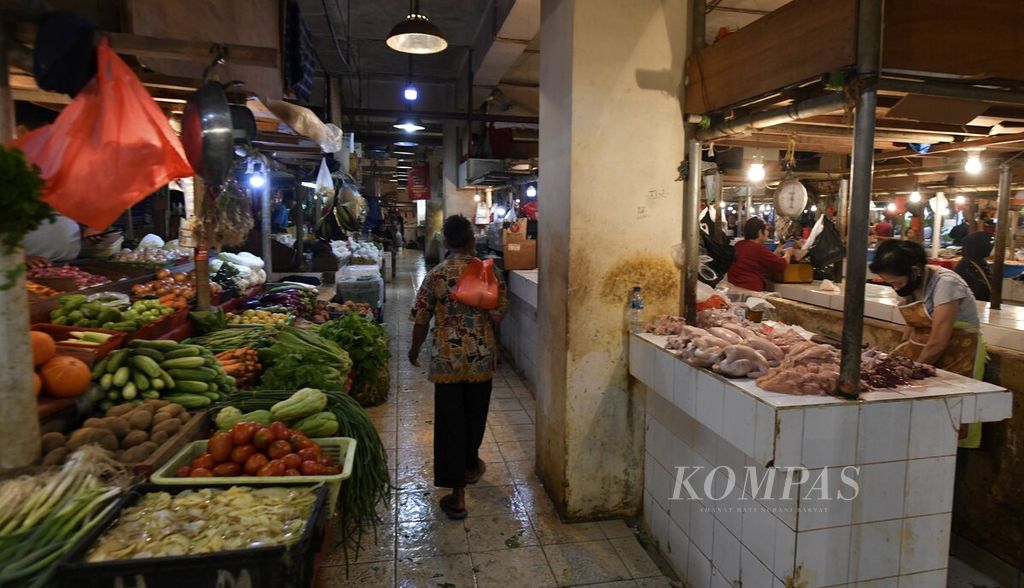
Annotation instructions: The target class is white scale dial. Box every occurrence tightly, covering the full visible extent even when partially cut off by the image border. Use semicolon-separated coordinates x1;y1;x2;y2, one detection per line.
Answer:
775;179;808;217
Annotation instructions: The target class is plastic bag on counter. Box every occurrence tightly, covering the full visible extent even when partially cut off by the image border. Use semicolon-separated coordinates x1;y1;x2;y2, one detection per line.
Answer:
452;258;500;310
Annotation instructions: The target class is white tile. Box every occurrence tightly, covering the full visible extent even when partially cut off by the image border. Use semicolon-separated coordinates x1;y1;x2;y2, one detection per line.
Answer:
675;360;698;416
741;506;776;571
899;513;951;575
897;569;947;588
802;405;859;468
754;402;776;466
645;490;669;549
976;392;1013;422
775;408;804;468
741;546;776;587
909;399;959;458
687;540;713;588
694;422;718;462
654;350;675;402
712;471;743;539
723;389;756;458
797;467;854;531
904;457;956;517
667;519;690;577
690;499;715;559
849;520;901;582
712;520;741;583
648;416;672;470
763;469;799;531
959;394;977;423
772;518;796;579
630;337;654;385
669;481;693;531
650;459;675;511
857;402;911;464
696;372;725;435
855;579;898;588
794;525;851;587
710;566;732;588
852;461;907;524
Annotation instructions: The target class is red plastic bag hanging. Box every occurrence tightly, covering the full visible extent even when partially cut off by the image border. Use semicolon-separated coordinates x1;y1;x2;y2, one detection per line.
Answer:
452;258;499;310
12;39;193;230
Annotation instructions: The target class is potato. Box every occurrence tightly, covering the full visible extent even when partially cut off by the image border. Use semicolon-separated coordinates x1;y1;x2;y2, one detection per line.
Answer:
66;428;118;452
133;402;156;414
106;404;136;418
150;430;169;445
121;446;148;463
40;432;66;454
121;430;149;449
99;416;130;439
82;417;104;429
152;419;181;436
152;412;172;426
138;441;159;457
127;411;153;431
41;447;68;466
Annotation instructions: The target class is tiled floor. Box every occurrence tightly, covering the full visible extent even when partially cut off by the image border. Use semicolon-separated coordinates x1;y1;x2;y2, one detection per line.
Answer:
317;252;676;588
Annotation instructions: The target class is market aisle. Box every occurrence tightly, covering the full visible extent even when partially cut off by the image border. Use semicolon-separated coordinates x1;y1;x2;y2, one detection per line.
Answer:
316;251;676;588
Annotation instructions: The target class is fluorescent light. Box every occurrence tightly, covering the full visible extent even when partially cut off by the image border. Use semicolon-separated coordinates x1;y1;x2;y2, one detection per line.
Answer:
747;156;766;182
301;181;318;189
393;150;416;156
404;86;418;101
394;141;418;147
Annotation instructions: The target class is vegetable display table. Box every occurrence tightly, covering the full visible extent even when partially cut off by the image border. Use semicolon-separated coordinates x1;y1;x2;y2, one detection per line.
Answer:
630;333;1012;588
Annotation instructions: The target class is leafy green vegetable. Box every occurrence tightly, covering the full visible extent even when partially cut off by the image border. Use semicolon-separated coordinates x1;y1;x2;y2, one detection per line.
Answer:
189;308;228;333
257;326;352;391
317;314;391;406
0;146;51;290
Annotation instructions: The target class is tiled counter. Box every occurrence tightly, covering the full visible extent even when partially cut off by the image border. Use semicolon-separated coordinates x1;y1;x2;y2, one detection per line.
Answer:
630;333;1013;588
500;270;538;390
771;282;1024;353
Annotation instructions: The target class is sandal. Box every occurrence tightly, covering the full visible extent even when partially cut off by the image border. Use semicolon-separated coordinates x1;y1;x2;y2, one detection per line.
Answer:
439;494;468;520
466;459;487;485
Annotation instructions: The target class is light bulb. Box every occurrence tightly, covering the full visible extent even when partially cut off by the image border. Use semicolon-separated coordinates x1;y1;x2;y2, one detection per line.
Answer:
886;203;897;212
526;185;537;198
747;161;766;182
810;205;818;212
910;191;922;203
955;195;966;204
247;174;265;189
473;193;481;203
404;86;418;101
965;155;982;174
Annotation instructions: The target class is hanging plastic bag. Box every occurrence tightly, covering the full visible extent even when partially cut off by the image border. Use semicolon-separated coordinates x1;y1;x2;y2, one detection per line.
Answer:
12;39;193;230
807;215;846;267
452;258;499;310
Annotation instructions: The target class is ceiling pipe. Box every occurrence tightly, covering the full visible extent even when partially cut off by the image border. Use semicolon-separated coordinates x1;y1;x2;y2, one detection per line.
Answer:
763;123;956;144
695;93;847;142
879;78;1024;107
343;107;537;124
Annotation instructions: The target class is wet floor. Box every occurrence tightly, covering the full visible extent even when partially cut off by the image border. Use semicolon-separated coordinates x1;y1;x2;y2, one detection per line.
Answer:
316;251;675;588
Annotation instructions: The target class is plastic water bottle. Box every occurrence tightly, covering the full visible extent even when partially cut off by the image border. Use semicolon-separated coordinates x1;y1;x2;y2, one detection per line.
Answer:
629;286;645;333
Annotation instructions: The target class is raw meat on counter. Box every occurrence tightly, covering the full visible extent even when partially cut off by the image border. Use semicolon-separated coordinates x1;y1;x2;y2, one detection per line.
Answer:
646;314;688;336
713;344;770;378
756;361;841;396
860;349;936;389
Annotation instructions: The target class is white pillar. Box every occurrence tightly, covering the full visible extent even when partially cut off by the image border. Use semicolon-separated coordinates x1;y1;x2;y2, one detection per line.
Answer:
538;0;687;518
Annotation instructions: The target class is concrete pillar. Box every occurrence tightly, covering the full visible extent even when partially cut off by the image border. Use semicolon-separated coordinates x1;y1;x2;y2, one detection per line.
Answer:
442;122;477;221
537;0;687;519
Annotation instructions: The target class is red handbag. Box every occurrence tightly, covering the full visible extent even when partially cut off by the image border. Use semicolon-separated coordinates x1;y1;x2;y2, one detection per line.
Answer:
452;258;499;310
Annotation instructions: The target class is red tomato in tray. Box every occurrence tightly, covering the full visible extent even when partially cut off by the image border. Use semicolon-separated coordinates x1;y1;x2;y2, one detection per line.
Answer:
231;422;259;446
252;428;274;451
244;453;269;476
176;466;192;477
267;440;292;460
288;433;314;450
323;465;341;476
282;453;302;470
269;421;290;441
213;462;242;477
297;446;322;463
284;468;301;476
190;467;213;477
208;432;234;463
257;459;286;477
231;444;257;465
300;460;325;475
191;452;216;471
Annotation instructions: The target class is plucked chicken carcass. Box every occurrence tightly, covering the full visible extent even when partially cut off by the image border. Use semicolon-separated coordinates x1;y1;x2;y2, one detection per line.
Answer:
713;344;771;378
646;315;687;336
679;334;730;367
754;343;842;395
707;327;744;345
743;335;785;367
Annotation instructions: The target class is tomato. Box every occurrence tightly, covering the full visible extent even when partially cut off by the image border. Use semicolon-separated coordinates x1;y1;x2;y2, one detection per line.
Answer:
284;468;301;476
231;422;259;446
282;453;302;470
287;432;311;447
176;466;192;477
269;421;290;441
212;462;242;477
268;440;293;460
191;452;216;471
190;467;213;477
257;460;286;477
208;432;234;463
244;453;269;475
300;460;326;475
231;444;257;464
317;455;333;466
323;465;341;476
297;446;322;462
252;428;274;451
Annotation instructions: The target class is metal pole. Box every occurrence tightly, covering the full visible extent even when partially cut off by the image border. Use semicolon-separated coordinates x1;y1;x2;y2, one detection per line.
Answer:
193;177;211;311
683;140;701;323
837;0;883;399
991;164;1012;309
261;182;273;280
835;178;849;283
931;192;943;260
0;29;40;469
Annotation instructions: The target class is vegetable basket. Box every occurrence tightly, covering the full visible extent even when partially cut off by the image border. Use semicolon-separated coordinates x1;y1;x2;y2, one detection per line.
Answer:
56;483;328;588
30;323;125;363
150;437;356;516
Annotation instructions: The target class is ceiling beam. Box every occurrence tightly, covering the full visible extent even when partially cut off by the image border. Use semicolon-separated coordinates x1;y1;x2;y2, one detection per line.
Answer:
799;115;992;137
343;107;538;124
875;132;1024;161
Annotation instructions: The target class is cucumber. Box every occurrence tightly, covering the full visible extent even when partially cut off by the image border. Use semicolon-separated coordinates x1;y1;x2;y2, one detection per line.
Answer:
151;377;166;390
130;339;180;351
162;394;212;409
105;349;129;373
164;346;202;359
141;390;161;400
112;366;131;387
167;367;219;382
99;373;113;391
158;369;175;390
199;390;220;401
207;383;219;393
106;390;121;401
132;370;150;391
91;357;109;379
173;380;211;394
160;356;207;369
121;382;138;400
131;356;163;379
131;347;165;362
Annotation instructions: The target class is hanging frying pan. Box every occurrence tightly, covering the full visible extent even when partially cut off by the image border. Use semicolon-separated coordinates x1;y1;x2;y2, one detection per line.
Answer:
181;82;233;185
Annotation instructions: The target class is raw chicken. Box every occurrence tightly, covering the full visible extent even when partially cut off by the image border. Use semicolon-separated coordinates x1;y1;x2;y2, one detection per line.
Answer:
707;327;744;345
713;345;770;378
743;335;785;366
646;315;687;336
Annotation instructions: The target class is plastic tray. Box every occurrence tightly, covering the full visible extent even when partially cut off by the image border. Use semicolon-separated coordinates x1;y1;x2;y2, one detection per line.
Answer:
56;483;328;588
123;307;190;343
150;437;356;516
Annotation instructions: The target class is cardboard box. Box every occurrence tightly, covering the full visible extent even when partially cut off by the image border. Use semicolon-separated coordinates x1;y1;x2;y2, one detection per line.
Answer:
770;262;814;283
502;219;529;246
503;240;537;270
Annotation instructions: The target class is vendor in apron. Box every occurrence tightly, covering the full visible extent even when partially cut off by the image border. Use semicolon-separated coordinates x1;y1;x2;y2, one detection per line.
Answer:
869;239;984;448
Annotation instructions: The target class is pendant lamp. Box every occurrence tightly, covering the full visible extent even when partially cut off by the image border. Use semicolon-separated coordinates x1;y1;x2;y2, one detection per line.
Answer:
386;0;448;55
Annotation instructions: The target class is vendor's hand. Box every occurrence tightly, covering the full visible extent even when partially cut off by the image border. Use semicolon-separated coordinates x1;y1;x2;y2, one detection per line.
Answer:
25;255;51;268
408;346;421;367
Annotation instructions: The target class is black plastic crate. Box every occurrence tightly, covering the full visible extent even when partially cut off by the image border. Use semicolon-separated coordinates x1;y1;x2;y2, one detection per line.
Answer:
56;483;328;588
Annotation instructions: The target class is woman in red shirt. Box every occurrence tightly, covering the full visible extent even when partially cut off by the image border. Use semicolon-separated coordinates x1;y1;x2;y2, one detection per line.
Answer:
727;218;792;291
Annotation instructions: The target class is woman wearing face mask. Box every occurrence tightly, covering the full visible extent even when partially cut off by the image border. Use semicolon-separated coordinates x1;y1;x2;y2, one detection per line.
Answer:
869;239;984;446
